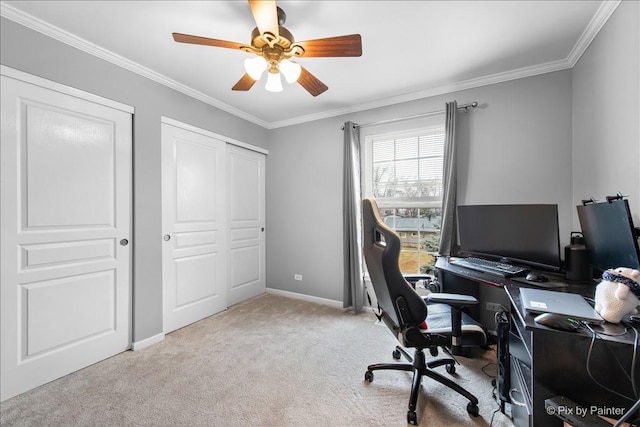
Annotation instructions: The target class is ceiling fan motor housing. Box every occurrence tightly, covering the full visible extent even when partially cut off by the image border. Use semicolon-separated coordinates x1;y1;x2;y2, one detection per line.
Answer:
247;25;305;73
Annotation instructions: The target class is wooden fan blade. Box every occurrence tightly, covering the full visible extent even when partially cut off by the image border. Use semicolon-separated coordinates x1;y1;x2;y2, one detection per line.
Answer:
248;0;279;38
173;33;245;50
232;73;257;91
297;67;328;97
296;34;362;58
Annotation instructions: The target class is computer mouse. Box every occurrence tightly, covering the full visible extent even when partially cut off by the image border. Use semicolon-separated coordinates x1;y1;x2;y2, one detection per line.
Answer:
526;272;549;282
534;313;578;332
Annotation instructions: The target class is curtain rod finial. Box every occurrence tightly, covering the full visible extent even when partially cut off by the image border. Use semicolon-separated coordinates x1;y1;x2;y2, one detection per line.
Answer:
341;123;359;130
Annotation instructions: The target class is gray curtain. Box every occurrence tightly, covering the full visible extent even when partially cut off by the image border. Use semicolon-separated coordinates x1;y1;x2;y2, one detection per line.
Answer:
439;101;458;256
343;121;364;311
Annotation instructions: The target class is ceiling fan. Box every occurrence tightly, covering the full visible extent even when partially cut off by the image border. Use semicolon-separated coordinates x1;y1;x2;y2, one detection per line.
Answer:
172;0;362;96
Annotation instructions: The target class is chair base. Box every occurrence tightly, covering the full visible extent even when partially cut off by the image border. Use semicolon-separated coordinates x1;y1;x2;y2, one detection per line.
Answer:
365;346;479;425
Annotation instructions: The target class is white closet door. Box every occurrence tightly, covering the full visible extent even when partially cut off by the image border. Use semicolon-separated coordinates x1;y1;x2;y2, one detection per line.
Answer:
0;71;132;401
161;122;227;333
227;145;266;305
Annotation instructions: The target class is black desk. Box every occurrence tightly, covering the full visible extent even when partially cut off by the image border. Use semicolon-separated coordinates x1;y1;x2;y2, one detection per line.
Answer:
435;257;638;427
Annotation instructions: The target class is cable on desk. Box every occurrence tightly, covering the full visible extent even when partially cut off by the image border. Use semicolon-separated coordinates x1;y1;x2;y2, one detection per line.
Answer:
594;325;634;385
618;322;640;401
623;320;640;400
614;397;640;427
584;323;632;383
584;322;636;398
583;322;638;402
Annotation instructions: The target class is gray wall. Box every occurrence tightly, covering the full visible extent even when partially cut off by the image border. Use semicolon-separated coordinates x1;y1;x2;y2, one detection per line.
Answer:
1;17;267;343
266;70;574;302
572;0;640;226
266;119;346;302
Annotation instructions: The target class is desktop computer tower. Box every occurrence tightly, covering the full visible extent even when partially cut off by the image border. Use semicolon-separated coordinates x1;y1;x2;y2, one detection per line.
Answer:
495;311;510;408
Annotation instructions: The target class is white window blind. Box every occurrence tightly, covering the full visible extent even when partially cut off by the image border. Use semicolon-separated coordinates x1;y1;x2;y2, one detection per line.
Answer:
366;127;445;208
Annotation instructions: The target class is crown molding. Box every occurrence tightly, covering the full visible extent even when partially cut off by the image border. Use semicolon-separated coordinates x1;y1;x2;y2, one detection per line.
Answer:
1;1;620;130
267;58;572;129
0;2;270;129
566;0;621;67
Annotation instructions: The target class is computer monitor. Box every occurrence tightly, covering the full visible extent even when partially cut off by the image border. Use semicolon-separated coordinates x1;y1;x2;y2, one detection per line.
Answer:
457;204;562;271
576;199;640;276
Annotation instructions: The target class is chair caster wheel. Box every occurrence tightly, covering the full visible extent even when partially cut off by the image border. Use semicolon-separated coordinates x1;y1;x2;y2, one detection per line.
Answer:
364;371;374;382
446;363;456;375
467;402;479;417
392;349;401;360
407;410;417;425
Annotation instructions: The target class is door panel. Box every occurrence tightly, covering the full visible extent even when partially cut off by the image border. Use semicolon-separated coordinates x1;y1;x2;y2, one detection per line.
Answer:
231;246;260;287
162;122;227;333
175;253;218;307
21;239;114;268
24;270;116;356
175;141;219;222
24;104;115;227
1;72;132;401
227;145;265;306
174;230;218;248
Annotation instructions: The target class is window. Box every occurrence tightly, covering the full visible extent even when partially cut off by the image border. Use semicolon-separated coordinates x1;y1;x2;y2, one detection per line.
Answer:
363;127;445;275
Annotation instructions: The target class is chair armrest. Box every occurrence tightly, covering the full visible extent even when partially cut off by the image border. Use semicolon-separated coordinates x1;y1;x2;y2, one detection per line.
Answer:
404;274;431;283
424;293;478;308
424;293;484;355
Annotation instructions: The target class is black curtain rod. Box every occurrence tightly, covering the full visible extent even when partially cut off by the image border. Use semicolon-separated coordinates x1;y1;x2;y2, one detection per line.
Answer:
343;102;478;130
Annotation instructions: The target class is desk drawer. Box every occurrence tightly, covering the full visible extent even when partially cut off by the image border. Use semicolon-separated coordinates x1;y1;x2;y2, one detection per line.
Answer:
510;356;533;427
509;331;531;367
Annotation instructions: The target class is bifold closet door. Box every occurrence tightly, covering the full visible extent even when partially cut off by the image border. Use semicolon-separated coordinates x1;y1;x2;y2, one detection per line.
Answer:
227;145;266;306
161;122;227;333
0;70;132;401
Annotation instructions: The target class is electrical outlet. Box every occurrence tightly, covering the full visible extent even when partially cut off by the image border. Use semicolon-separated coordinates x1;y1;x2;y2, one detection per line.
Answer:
486;302;504;312
294;274;302;281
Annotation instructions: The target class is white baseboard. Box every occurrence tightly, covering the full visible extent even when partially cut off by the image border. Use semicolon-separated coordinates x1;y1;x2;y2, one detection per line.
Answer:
131;332;165;351
266;288;344;309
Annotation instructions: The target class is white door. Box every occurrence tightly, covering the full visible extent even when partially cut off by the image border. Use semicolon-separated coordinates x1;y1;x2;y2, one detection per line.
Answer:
227;145;266;305
161;121;227;333
0;70;132;401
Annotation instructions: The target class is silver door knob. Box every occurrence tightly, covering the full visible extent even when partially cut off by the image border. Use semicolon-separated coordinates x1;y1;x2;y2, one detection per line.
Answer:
120;239;129;246
163;234;171;241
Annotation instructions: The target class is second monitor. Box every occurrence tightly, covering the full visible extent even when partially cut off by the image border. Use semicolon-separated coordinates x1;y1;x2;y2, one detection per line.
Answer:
577;199;640;277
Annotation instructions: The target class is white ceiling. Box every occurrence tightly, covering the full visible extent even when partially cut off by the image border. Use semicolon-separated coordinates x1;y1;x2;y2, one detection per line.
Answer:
1;1;616;129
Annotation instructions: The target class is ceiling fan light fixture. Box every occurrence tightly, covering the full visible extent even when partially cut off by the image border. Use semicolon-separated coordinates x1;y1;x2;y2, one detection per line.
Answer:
265;71;283;92
279;59;301;83
244;56;268;80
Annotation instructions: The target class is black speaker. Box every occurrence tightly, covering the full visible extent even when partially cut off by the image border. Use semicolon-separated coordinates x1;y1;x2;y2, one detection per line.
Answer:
564;232;592;282
495;311;510;410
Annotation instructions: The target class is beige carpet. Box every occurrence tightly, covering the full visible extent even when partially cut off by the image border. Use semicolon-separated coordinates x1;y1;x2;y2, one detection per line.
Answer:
0;293;514;426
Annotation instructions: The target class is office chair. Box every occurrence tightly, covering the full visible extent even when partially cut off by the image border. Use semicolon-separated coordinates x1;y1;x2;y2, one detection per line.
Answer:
361;198;487;425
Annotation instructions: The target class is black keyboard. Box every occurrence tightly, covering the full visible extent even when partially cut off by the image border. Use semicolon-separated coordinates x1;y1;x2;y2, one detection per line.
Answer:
450;257;529;278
